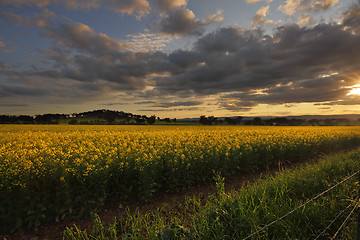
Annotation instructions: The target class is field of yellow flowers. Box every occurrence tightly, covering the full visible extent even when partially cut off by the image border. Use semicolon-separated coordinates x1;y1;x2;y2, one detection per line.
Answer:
1;125;360;234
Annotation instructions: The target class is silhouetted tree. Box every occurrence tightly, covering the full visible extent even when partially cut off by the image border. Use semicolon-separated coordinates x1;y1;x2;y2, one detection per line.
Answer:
252;117;263;125
199;116;218;125
164;118;171;124
147;115;156;125
68;119;78;125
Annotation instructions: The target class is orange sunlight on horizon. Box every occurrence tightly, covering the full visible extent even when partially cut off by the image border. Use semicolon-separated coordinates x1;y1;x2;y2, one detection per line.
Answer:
348;84;360;96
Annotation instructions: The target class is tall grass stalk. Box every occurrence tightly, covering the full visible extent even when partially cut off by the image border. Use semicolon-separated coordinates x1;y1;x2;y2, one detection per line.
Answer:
64;149;360;239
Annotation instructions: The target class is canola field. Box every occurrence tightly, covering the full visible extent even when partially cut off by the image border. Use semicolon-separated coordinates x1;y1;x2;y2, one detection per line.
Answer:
1;125;360;233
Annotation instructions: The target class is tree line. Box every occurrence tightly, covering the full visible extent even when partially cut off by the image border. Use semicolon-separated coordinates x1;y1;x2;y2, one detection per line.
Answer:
0;110;156;125
199;116;355;126
0;110;357;126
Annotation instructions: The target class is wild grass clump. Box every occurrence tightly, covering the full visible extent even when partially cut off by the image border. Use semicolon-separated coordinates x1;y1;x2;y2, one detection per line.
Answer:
64;149;360;239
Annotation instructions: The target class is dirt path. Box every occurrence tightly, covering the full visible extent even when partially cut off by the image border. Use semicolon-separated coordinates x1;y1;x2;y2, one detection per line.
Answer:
10;159;312;240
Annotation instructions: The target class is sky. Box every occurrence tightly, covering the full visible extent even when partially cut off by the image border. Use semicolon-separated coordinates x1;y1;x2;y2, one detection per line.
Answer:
1;0;360;118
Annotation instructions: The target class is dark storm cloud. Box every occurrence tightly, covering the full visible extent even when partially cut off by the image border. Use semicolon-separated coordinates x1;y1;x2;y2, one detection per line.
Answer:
2;5;360;110
35;5;360;108
151;101;202;108
0;103;30;107
100;102;128;106
44;22;131;55
316;95;360;106
150;8;222;35
138;107;201;112
41;47;72;67
343;5;360;33
168;50;203;70
149;0;223;36
134;101;157;104
36;50;178;91
155;13;360;97
0;84;47;97
0;9;131;56
1;0;220;35
217;74;353;111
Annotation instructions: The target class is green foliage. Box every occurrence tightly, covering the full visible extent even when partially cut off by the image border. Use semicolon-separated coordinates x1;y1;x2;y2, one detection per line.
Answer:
64;149;360;239
63;213;118;240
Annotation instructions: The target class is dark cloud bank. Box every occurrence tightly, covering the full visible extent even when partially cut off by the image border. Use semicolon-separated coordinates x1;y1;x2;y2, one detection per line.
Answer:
2;5;360;111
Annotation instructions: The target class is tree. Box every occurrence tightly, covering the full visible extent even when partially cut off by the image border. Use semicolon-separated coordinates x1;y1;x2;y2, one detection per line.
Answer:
147;115;156;125
164;118;171;124
252;117;262;125
199;116;218;125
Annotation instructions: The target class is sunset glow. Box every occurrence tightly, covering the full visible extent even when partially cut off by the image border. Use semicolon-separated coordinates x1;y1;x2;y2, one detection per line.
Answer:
1;0;360;117
348;85;360;96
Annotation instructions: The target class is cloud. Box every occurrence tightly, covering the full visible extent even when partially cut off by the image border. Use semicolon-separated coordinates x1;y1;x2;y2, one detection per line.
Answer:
0;0;50;8
126;33;173;52
151;8;223;35
42;47;72;67
0;0;151;19
246;0;273;3
36;51;174;91
343;5;360;33
0;9;56;28
134;100;157;104
278;0;339;16
0;103;30;107
297;13;312;25
155;0;187;12
0;83;47;98
153;6;360;110
1;0;222;35
106;0;151;19
194;27;250;53
138;107;201;112
149;0;223;36
252;5;270;25
221;76;349;109
151;101;202;108
44;22;131;55
0;10;132;55
205;9;224;23
2;5;360;112
100;102;128;106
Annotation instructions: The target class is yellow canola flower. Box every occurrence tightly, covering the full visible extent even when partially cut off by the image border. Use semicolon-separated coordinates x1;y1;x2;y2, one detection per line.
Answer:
0;125;360;192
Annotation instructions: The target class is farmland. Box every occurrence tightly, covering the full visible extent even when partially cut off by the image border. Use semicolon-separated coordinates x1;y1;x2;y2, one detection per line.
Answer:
65;149;360;239
1;125;360;236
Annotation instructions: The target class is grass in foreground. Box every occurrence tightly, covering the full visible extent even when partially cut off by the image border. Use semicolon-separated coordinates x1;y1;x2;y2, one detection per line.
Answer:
64;149;360;239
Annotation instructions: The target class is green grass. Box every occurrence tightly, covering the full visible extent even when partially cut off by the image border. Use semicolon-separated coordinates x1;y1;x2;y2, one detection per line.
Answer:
64;149;360;239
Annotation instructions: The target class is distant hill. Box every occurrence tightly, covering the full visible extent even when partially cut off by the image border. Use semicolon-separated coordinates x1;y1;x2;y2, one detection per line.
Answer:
0;109;156;125
178;114;360;122
2;110;360;125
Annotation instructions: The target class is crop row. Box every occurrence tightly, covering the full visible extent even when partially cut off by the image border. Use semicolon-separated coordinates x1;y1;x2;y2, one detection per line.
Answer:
65;148;360;239
1;125;360;234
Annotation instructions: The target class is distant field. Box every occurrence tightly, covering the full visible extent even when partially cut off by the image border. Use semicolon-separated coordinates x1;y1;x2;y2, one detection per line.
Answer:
1;125;360;234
